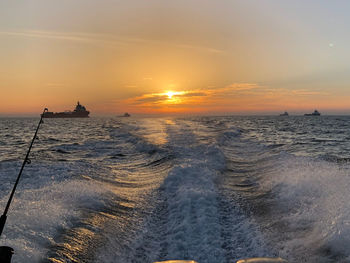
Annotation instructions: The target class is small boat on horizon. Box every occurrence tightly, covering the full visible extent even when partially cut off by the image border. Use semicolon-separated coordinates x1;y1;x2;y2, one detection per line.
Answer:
121;112;131;117
304;110;321;116
280;111;289;116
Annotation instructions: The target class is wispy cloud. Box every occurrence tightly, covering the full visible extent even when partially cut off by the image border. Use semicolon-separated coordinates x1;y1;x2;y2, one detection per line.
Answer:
178;92;207;97
0;30;127;48
291;89;329;96
224;83;261;91
131;94;169;104
125;90;208;106
0;30;224;53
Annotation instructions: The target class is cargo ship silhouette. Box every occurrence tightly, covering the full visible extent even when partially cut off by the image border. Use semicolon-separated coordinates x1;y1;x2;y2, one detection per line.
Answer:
42;102;90;118
304;110;321;116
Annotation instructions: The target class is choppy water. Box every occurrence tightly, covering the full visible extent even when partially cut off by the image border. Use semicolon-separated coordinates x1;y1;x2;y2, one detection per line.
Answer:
1;116;350;263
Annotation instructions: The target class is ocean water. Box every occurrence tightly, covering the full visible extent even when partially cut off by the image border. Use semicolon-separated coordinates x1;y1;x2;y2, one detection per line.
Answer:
1;116;350;263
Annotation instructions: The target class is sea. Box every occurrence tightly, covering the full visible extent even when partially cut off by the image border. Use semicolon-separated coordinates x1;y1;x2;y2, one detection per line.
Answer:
1;116;350;263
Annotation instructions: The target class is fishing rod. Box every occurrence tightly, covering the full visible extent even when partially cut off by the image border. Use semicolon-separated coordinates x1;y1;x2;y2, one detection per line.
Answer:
0;108;48;262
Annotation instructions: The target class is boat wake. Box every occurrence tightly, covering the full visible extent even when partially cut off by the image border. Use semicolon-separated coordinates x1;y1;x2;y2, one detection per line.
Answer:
1;116;350;262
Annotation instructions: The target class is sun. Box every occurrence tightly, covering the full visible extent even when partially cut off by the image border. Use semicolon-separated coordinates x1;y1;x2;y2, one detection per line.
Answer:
166;91;175;99
160;90;186;103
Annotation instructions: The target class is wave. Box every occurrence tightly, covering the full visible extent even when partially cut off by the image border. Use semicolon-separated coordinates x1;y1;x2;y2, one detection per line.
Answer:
258;155;350;262
2;116;350;262
215;124;350;262
93;119;275;263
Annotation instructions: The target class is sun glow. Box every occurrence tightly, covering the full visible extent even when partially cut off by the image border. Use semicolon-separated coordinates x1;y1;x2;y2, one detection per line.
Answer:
165;91;182;99
166;91;175;99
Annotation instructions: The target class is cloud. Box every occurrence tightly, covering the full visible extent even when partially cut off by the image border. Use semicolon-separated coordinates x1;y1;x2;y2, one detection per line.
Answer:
0;30;127;48
125;90;210;107
291;89;329;96
132;94;169;104
177;92;207;97
0;30;224;53
120;83;328;113
216;84;327;99
224;83;261;91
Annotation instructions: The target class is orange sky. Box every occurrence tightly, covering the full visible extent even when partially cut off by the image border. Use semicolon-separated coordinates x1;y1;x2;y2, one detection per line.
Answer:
1;1;350;115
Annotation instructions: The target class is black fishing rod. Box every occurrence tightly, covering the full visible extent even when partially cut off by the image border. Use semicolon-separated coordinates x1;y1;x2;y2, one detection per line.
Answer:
0;108;47;262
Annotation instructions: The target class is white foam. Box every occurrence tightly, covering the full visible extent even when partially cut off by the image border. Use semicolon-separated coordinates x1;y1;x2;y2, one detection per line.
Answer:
260;155;350;261
96;119;271;263
0;178;112;263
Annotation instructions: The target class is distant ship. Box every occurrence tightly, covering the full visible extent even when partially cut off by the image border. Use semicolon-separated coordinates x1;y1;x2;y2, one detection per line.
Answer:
304;110;321;116
121;113;130;117
280;111;289;116
42;102;90;118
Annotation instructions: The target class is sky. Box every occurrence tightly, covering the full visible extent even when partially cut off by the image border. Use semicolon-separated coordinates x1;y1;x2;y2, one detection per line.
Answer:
1;0;350;115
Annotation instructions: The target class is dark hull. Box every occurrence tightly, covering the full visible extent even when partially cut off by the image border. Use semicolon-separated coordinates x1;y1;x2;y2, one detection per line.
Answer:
42;112;89;118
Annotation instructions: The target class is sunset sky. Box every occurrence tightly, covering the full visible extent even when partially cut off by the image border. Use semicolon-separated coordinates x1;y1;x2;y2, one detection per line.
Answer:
1;0;350;115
